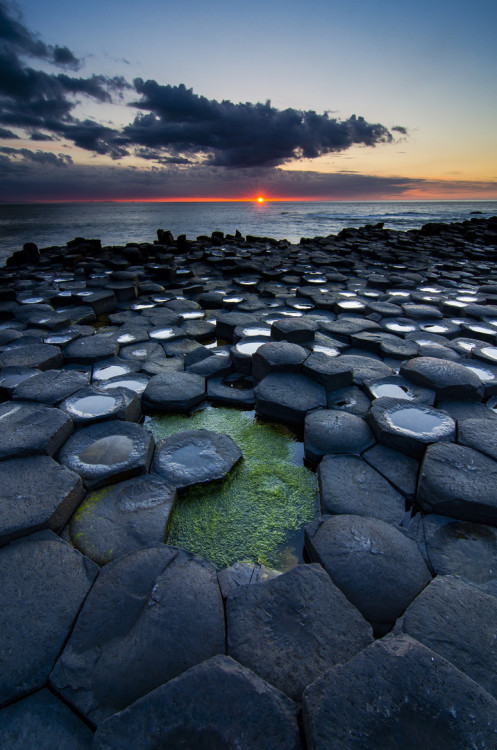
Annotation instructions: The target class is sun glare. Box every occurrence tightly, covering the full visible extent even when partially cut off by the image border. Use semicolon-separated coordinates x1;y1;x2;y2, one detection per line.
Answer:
257;196;265;203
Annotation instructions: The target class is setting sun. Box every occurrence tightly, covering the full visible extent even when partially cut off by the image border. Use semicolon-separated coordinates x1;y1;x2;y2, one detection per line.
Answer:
257;196;265;203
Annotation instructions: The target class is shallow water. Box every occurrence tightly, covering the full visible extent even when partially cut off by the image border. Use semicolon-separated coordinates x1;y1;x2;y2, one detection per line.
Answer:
387;406;447;435
147;407;318;571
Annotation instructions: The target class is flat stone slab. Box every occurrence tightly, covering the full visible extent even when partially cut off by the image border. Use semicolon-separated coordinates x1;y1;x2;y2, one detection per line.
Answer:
153;429;242;489
252;341;308;380
271;317;318;342
63;335;119;363
367;397;456;457
302;634;497;750
458;417;497;461
0;402;73;460
333;354;394;385
397;575;497;699
363;444;419;500
327;385;371;416
400;356;485;401
302;351;353;391
255;373;326;426
0;456;84;545
50;545;225;725
0;688;93;749
405;513;497;597
142;371;205;412
305;515;431;627
69;474;177;565
12;368;89;404
318;454;406;523
0;343;63;371
363;375;435;405
207;375;255;407
227;564;373;700
417;442;497;525
92;655;300;750
304;409;375;464
58;420;154;489
0;531;98;707
60;385;140;425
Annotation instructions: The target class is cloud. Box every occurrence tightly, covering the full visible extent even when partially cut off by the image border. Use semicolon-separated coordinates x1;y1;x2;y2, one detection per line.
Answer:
0;124;16;137
0;0;128;155
0;145;72;166
1;158;495;203
0;1;80;68
124;81;396;169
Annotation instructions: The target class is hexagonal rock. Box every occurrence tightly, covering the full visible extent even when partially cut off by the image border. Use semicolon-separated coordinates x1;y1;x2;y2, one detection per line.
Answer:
0;343;63;371
255;373;326;426
302;351;353;391
69;474;177;565
417;442;497;525
216;312;258;342
305;515;431;628
58;421;154;489
207;375;255;407
334;354;394;385
318;455;406;524
227;564;373;700
363;444;419;500
363;375;435;405
405;514;497;597
252;341;308;381
0;531;98;707
458;417;497;461
0;402;73;460
0;688;93;750
63;335;119;364
270;317;319;343
142;371;205;413
400;356;484;401
396;575;497;699
50;546;225;725
0;456;84;545
304;409;375;464
59;385;141;425
327;385;371;416
302;635;497;750
153;429;242;489
12;368;89;404
367;397;456;457
92;655;300;750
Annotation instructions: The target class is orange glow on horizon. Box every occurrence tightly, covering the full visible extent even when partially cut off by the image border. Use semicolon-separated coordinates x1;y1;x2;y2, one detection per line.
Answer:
257;196;265;203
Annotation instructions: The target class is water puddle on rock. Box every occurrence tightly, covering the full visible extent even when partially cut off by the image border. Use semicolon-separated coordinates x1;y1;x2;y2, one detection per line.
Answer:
387;406;448;435
147;407;318;571
69;395;116;417
372;383;414;400
78;435;134;465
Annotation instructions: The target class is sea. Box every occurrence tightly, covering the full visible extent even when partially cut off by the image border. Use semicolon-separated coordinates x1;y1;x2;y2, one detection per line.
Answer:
0;200;496;267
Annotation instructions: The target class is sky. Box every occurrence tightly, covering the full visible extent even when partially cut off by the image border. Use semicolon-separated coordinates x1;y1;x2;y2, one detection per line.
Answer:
0;0;496;202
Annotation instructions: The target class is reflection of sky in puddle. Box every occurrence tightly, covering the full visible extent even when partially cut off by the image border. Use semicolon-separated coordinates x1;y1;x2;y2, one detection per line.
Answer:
69;395;116;417
372;383;413;400
79;435;134;465
387;406;449;435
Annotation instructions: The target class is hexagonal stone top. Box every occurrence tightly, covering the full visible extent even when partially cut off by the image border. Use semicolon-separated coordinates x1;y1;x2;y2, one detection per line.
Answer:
92;655;300;750
63;335;119;364
255;373;326;426
0;531;98;707
304;409;375;464
0;402;73;460
227;564;373;700
143;371;206;413
153;429;242;489
400;356;484;401
50;545;225;725
368;397;456;458
0;456;84;545
0;343;63;371
58;421;154;489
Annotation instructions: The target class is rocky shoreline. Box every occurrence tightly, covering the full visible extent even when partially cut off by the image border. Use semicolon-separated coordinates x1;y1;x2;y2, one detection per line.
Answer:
1;216;497;748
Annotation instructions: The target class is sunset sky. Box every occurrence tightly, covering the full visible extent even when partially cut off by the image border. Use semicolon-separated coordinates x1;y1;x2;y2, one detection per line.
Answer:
1;0;496;202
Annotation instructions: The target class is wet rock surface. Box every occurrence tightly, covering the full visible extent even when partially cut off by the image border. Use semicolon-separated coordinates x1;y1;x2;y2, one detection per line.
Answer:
302;634;497;750
2;216;497;744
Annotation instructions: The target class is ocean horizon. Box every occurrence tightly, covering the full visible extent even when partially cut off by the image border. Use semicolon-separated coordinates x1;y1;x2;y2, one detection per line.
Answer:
1;199;496;266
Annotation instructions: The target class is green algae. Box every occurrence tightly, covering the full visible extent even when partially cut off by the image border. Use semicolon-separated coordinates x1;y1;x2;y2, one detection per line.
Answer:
147;407;318;571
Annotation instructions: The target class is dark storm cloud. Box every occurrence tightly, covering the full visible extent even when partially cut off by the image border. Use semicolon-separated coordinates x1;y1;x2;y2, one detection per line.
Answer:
0;124;16;137
124;81;396;168
0;0;128;154
0;145;72;166
0;0;80;68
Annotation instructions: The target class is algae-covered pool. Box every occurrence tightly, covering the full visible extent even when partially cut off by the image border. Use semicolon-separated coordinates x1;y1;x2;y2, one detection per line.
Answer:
147;407;319;571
